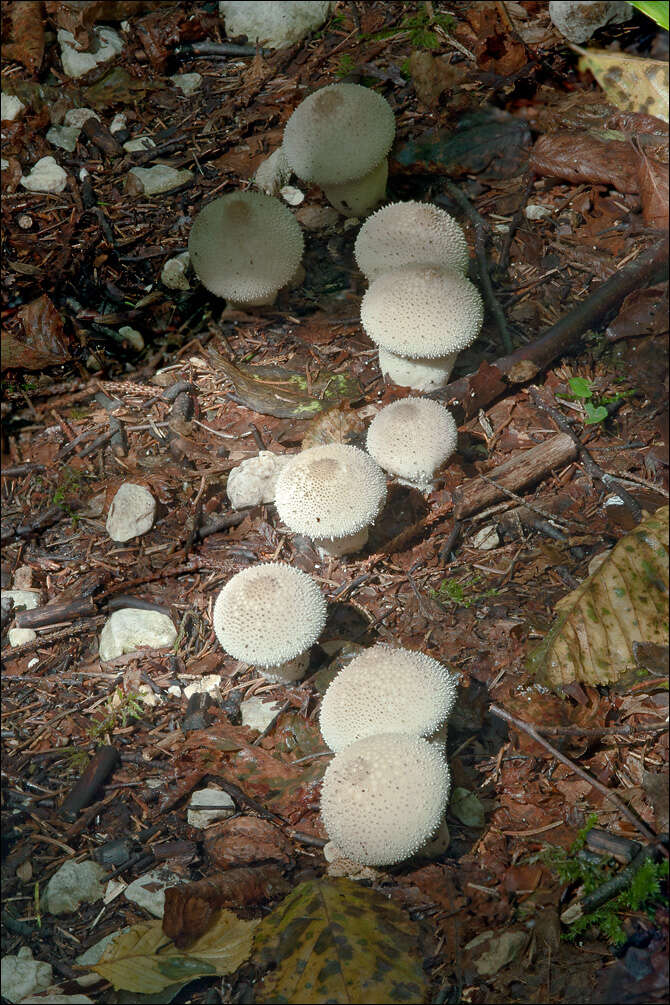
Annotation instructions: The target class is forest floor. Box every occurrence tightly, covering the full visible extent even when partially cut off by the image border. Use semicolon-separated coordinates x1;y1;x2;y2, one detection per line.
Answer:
1;2;668;1004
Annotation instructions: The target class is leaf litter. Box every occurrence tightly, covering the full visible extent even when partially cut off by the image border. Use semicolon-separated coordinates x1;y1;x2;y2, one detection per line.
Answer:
1;2;669;1004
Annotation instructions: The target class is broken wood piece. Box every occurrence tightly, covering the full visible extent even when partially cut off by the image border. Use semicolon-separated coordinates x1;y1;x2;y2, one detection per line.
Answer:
59;745;120;822
453;433;577;519
15;596;96;630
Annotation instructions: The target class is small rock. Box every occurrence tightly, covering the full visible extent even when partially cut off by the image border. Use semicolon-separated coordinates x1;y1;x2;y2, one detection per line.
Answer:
280;184;304;206
99;608;177;661
46;125;81;152
187;787;235;828
64;107;100;128
1;947;52;1004
20;156;68;194
137;683;161;706
117;325;144;350
58;27;124;78
123;135;156;153
171;72;202;95
226;451;290;509
525;203;552;220
1;92;26;121
44;859;106;915
183;675;222;702
219;1;333;49
1;158;9;171
167;684;182;697
472;525;500;551
254;146;292;195
128;165;193;195
106;482;156;542
11;565;31;589
1;589;41;612
109;112;127;135
549;1;632;42
240;696;282;733
124;867;181;918
161;251;191;290
8;627;37;647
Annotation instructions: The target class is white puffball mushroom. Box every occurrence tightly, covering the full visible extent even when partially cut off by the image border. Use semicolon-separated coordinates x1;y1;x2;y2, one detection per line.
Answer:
376;348;460;393
188;191;304;307
320;733;450;866
319;644;458;752
366;397;458;490
274;443;387;557
212;562;327;684
354;200;470;281
360;266;484;390
283;83;395;217
220;2;333;49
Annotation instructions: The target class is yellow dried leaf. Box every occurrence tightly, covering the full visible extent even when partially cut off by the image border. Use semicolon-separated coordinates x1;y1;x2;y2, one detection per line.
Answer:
91;910;257;993
574;46;669;122
529;506;669;687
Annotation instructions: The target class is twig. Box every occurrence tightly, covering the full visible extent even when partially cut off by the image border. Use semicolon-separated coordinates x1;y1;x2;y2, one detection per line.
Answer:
490;704;665;850
250;700;291;745
528;387;643;524
431;240;669;421
443;181;513;354
561;844;661;924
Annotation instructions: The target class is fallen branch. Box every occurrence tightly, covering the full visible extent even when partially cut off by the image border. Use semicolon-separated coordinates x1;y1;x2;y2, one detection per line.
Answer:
490;704;664;850
432;240;668;420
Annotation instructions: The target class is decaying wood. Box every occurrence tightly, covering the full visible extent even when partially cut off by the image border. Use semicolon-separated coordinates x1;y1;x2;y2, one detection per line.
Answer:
59;745;120;822
433;240;669;420
453;433;577;519
15;597;97;630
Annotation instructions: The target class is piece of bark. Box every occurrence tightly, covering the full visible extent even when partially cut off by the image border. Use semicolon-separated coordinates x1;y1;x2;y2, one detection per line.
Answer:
432;240;669;421
453;433;577;519
59;745;120;821
15;596;96;629
205;817;294;869
163;866;290;948
82;116;123;157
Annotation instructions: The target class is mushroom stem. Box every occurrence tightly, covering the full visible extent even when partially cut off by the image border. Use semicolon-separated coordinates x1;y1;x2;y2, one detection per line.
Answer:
314;526;369;558
378;347;459;391
259;652;310;684
226;289;279;309
322;158;388;218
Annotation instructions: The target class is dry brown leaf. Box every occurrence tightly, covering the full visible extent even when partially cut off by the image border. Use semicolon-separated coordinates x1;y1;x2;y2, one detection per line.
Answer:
4;1;44;73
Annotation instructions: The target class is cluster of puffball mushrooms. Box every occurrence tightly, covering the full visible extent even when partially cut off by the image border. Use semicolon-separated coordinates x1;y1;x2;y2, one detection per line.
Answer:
189;82;485;868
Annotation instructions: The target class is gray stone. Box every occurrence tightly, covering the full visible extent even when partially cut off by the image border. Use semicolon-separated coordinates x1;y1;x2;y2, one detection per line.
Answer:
1;589;41;612
20;157;68;194
472;525;500;551
44;860;106;915
58;27;123;78
106;482;156;542
64;107;100;127
76;928;129;966
46;125;81;152
124;867;181;918
99;608;177;661
226;451;290;509
1;947;52;1004
171;73;202;95
219;1;333;49
117;325;144;351
128;165;193;195
240;696;282;733
549;1;632;43
123;135;156;153
8;628;37;646
1;93;25;121
187;787;235;827
525;203;552;220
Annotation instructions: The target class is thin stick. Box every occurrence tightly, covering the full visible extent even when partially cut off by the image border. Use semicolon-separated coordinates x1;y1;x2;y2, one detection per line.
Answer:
490;704;664;849
444;181;513;354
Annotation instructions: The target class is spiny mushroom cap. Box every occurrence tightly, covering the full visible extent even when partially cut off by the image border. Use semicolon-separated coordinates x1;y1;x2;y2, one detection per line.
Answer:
274;443;387;540
360;266;484;359
212;562;326;667
320;733;450;866
283;83;395;186
188;191;304;302
354;201;470;280
319;643;458;752
366;398;458;484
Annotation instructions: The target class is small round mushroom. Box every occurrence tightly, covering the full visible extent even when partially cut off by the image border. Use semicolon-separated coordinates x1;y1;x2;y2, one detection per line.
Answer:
274;443;387;557
354;200;470;281
212;562;327;683
188;191;304;306
282;83;395;217
319;644;458;752
360;266;484;391
320;733;451;866
366;397;458;491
